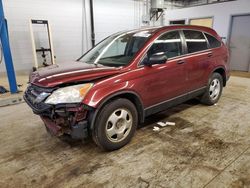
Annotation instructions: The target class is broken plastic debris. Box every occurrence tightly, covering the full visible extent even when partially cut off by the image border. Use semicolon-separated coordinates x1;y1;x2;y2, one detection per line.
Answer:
157;121;176;127
166;121;175;126
153;126;160;131
0;86;9;94
157;122;167;127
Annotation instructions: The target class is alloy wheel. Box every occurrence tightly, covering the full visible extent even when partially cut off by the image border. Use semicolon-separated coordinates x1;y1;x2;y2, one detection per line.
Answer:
105;108;133;143
209;78;221;100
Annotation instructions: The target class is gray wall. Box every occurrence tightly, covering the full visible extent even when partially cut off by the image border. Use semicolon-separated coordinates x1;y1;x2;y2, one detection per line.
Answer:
165;0;250;43
0;0;143;73
4;0;248;73
93;0;142;43
1;0;84;73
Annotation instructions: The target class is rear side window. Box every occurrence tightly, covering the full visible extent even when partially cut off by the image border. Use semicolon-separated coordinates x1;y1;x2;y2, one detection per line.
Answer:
148;31;182;58
183;30;208;53
205;33;221;48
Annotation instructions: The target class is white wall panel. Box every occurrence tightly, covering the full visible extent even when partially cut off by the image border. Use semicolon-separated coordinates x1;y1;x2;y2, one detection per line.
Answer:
1;0;83;72
93;0;142;43
0;0;142;73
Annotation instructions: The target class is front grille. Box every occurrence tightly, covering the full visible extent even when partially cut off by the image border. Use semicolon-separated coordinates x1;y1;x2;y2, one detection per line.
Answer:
30;84;54;93
24;84;53;115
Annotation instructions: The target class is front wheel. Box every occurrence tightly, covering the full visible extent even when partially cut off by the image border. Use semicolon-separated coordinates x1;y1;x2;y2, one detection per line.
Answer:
200;73;223;105
92;98;138;151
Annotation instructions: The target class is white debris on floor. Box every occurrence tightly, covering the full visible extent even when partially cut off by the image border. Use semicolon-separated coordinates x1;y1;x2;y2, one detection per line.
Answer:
157;122;167;127
153;121;176;131
153;126;160;131
157;121;176;127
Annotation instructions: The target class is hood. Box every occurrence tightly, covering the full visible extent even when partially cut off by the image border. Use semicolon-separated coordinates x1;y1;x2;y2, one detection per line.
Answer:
30;61;120;87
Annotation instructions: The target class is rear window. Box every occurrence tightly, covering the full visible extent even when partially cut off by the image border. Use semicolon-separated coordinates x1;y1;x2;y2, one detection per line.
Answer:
183;30;208;53
205;33;221;48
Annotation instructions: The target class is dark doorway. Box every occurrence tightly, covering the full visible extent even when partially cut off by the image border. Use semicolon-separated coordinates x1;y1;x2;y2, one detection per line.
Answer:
169;20;185;25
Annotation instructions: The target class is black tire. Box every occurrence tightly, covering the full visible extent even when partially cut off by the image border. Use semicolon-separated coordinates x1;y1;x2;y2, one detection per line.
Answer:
200;72;223;105
92;98;138;151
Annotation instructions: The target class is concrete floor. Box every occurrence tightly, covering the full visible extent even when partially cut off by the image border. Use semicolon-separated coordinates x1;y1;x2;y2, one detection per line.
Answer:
0;75;250;188
0;73;28;106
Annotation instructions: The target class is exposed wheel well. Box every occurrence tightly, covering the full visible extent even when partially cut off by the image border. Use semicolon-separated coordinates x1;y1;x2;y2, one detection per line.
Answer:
89;92;145;131
107;93;144;124
213;68;226;86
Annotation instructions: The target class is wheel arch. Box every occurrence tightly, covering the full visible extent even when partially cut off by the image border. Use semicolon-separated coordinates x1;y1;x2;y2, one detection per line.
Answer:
89;91;145;130
212;67;226;86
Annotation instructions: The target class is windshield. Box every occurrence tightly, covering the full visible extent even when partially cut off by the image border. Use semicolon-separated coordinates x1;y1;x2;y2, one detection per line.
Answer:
79;30;152;67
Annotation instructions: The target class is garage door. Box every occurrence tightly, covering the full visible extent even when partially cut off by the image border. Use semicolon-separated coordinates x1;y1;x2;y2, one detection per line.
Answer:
229;15;250;72
189;17;213;28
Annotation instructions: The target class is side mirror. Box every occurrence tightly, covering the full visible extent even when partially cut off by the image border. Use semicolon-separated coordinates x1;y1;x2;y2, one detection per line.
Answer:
143;52;167;66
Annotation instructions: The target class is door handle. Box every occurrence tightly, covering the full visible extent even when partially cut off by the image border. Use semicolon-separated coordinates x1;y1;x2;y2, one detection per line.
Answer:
207;52;213;57
177;60;185;64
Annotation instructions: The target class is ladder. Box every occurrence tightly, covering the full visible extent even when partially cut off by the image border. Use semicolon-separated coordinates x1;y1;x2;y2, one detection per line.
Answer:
29;19;56;71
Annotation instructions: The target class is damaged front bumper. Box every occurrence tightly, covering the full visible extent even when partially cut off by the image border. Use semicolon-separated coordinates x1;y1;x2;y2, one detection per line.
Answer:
24;84;93;139
40;116;88;139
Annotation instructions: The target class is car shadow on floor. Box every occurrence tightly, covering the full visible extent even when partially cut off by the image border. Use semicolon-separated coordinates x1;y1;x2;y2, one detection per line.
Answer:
139;98;201;128
59;98;201;149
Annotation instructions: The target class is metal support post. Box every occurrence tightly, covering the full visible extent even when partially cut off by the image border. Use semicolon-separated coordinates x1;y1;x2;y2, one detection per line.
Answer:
0;0;18;93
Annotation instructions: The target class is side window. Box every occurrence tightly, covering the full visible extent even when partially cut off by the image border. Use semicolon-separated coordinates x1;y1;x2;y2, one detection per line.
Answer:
147;31;183;59
205;33;221;48
127;37;148;56
183;30;208;53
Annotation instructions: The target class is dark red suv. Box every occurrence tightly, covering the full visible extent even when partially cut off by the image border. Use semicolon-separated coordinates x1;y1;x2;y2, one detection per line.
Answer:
24;25;230;151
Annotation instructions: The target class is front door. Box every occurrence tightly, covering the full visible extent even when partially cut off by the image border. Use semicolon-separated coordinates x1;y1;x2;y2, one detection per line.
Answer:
229;15;250;72
138;30;187;108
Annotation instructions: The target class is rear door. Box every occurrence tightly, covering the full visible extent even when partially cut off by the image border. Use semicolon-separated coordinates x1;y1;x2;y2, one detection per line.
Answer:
182;30;211;91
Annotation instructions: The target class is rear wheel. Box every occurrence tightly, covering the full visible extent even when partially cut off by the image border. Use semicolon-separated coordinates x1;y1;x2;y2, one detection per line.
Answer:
92;98;138;151
200;72;223;105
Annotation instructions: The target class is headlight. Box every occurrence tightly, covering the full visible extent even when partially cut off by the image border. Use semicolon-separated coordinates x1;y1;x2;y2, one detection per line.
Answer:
45;83;93;104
